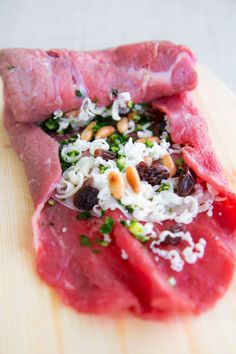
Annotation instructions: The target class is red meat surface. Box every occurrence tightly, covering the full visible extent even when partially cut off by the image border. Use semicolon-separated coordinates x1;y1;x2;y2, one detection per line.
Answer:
1;42;236;318
0;41;197;123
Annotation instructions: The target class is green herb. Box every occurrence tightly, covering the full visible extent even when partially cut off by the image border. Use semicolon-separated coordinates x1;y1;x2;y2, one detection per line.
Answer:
109;133;127;145
75;89;83;97
133;114;141;122
95;238;110;247
127;101;134;109
100;209;106;217
44;117;59;131
79;234;92;247
125;205;135;213
93;98;98;104
7;65;16;71
77;211;91;220
92;249;101;254
110;144;119;153
176;157;184;172
99;164;109;174
136;123;143;131
145;140;154;148
67;150;79;158
120;220;127;227
158;182;170;192
116;156;126;172
61;136;78;145
100;217;114;234
60;159;72;172
48;199;55;206
129;220;149;243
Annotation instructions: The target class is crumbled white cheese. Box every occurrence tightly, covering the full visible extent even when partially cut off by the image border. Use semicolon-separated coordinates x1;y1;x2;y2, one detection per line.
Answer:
121;249;129;260
111;92;131;121
150;230;207;272
168;277;176;286
103;233;112;243
56;136;215;225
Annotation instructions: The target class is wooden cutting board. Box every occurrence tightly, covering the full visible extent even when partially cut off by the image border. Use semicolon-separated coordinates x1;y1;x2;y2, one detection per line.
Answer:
1;67;236;354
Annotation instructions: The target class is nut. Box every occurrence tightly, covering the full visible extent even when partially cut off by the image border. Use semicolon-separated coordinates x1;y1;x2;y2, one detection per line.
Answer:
162;154;177;177
80;121;96;142
95;126;115;139
127;111;138;120
117;117;128;134
136;136;160;144
108;171;125;200
65;109;80;118
126;166;141;194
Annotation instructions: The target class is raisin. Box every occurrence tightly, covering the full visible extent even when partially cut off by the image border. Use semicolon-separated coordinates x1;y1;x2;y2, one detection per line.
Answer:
169;223;185;233
136;161;170;186
73;185;99;210
162;235;181;246
94;149;116;161
177;167;196;197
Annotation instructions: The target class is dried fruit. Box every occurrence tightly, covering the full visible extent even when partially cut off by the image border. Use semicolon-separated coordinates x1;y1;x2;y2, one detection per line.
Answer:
136;161;170;186
162;235;181;246
73;185;99;210
94;149;116;161
177;167;196;197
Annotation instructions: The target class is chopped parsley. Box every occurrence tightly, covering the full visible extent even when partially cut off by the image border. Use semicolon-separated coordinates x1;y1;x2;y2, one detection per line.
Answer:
176;157;184;173
75;89;83;97
120;220;127;227
95;238;110;247
99;164;109;174
127;101;134;109
77;211;91;220
60;135;77;145
116;156;126;171
145;140;154;148
92;249;101;254
48;199;55;206
79;234;92;247
128;220;149;243
67;150;79;158
100;217;114;234
125;205;135;213
43;117;59;131
158;182;170;192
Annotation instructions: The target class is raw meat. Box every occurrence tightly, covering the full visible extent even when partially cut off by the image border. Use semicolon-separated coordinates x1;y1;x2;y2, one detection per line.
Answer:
0;41;197;123
1;42;236;318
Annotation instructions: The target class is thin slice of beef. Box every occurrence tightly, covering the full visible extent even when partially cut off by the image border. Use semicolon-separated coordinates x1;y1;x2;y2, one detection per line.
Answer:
0;41;197;123
1;42;236;318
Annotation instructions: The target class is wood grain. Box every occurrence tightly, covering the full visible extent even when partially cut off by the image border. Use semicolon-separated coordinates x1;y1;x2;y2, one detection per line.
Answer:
0;67;236;354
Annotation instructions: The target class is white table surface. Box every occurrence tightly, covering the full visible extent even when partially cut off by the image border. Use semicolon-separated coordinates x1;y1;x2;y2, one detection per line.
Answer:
0;0;235;93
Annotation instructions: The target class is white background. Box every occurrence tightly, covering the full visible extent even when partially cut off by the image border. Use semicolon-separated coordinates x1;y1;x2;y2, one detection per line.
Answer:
0;0;235;92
